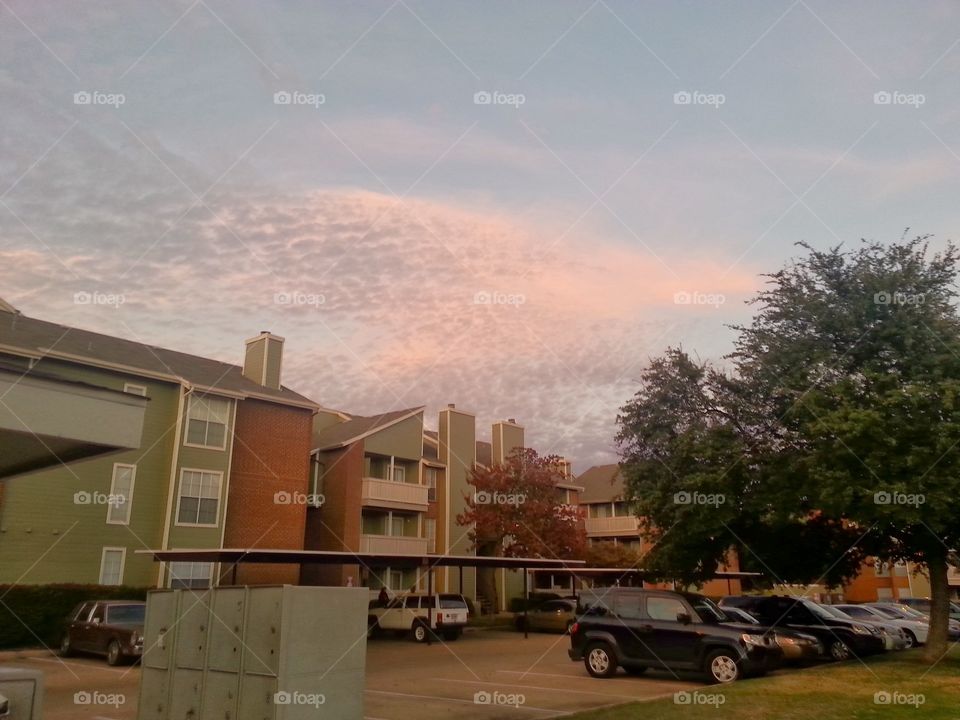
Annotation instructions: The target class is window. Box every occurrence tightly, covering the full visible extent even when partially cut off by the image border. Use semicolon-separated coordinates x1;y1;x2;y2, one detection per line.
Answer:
425;518;436;553
123;383;147;396
168;562;212;590
425;467;438;501
390;514;405;537
613;595;642;620
176;470;222;526
875;561;890;577
99;548;126;585
106;464;136;524
646;596;687;621
876;587;894;600
392;465;406;483
184;395;231;449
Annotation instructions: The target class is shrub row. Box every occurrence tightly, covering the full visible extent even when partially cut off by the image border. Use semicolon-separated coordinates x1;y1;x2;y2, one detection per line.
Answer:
0;584;149;650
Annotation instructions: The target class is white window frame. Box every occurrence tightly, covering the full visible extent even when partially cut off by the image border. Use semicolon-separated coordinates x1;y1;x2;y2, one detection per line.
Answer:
183;394;231;451
123;382;147;396
167;561;213;590
99;547;126;586
175;468;223;527
106;463;136;525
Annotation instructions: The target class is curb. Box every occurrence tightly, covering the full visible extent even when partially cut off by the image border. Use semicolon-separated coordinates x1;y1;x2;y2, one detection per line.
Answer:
0;648;54;661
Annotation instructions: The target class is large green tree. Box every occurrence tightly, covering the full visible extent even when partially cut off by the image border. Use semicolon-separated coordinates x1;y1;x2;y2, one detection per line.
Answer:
618;237;960;661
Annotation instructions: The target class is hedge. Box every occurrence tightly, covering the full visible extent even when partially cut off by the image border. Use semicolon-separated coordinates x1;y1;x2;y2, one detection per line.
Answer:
0;584;149;650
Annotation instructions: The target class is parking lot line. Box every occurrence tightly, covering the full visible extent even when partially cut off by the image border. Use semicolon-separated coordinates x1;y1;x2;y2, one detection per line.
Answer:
435;677;657;700
365;689;564;714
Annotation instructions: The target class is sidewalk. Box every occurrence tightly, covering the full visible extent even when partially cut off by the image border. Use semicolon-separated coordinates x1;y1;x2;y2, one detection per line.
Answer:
0;648;53;661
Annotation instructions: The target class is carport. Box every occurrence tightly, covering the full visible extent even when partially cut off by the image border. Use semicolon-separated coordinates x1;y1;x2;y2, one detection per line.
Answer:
531;567;763;596
138;548;586;642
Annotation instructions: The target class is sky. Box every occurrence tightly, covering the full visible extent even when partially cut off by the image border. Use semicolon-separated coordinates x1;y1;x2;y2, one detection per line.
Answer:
2;0;960;471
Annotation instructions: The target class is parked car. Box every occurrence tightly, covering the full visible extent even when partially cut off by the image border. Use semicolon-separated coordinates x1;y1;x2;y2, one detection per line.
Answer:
817;604;909;650
59;600;145;665
720;596;885;661
838;604;927;647
516;599;577;633
720;605;824;661
569;588;782;683
895;597;960;621
368;593;468;642
871;602;960;640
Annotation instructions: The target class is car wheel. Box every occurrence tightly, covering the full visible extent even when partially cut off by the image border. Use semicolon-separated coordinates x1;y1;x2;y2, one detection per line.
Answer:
584;642;618;678
705;649;741;684
59;634;73;657
902;631;916;648
412;622;429;643
624;665;647;676
828;639;852;661
106;640;124;666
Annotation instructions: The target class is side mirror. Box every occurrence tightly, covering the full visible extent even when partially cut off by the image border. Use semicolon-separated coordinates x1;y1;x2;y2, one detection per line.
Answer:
676;611;692;625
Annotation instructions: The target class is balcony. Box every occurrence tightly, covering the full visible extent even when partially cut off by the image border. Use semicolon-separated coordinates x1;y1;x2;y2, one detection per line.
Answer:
585;515;641;537
360;534;429;555
361;477;429;511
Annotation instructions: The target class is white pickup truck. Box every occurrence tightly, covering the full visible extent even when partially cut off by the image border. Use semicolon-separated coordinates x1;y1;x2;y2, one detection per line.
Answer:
368;593;469;642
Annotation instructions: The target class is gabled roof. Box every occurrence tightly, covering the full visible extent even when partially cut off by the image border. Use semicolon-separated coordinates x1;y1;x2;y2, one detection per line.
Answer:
577;464;626;504
0;308;319;409
313;407;423;451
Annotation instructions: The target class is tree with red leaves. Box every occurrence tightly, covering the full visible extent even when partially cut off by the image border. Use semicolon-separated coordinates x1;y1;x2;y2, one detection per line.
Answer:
457;448;586;611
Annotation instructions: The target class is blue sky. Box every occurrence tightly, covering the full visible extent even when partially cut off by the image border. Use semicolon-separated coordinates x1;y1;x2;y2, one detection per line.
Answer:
2;1;960;469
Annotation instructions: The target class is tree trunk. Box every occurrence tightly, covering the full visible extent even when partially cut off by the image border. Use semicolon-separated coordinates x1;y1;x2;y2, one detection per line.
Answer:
923;553;950;663
477;541;500;613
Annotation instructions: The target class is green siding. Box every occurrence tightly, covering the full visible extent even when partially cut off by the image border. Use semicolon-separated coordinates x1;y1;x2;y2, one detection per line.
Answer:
362;413;423;461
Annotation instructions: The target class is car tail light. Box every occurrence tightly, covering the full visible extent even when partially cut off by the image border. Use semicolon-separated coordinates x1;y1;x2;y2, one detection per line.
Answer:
569;622;579;635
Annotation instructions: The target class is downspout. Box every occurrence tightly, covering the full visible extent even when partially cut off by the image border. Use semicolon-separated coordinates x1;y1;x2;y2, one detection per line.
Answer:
216;398;239;585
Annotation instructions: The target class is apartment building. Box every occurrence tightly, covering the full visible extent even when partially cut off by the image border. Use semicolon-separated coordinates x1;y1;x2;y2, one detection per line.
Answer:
575;464;742;597
0;302;318;588
842;560;931;602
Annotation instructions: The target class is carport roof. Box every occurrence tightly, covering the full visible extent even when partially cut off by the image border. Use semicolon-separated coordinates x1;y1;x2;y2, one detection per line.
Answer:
530;567;762;579
138;548;587;570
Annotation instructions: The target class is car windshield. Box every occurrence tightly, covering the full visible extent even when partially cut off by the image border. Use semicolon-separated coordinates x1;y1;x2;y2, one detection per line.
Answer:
869;605;901;619
688;595;729;624
818;604;852;619
839;606;874;619
728;608;759;624
804;600;840;620
106;604;145;624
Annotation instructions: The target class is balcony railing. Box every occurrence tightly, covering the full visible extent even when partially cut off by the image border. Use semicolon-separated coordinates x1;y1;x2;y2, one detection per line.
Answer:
585;515;641;537
361;477;429;510
359;534;429;555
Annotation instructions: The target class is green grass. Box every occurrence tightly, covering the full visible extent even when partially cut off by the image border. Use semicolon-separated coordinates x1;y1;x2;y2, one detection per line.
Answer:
568;648;960;720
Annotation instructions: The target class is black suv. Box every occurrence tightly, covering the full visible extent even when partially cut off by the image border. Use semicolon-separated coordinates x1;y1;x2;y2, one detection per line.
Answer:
568;588;782;683
720;595;886;661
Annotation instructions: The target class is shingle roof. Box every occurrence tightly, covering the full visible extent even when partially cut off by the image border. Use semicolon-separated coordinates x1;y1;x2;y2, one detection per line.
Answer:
312;407;423;451
577;464;626;503
0;307;318;409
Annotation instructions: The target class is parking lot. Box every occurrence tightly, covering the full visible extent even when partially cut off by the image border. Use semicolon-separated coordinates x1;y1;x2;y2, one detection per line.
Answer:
1;629;704;720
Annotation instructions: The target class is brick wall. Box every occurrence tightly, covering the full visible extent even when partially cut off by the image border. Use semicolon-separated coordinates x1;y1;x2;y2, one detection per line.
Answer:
224;399;313;585
301;442;363;587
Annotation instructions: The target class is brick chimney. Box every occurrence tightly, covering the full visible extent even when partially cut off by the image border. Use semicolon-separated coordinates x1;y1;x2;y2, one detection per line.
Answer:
243;331;284;389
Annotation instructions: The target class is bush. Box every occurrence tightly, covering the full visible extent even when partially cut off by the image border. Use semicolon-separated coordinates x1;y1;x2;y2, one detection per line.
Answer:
0;584;149;650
